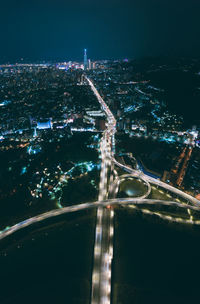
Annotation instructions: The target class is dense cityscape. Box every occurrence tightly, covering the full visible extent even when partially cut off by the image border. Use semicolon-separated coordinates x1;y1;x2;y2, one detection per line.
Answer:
0;50;200;303
0;54;200;226
1;0;200;303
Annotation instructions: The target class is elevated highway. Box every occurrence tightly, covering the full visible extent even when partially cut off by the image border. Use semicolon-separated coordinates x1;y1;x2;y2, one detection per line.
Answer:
113;158;200;206
0;197;200;241
0;76;199;304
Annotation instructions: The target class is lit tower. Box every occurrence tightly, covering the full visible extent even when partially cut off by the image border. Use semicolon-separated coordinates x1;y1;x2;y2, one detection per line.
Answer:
84;49;88;70
88;59;91;70
33;127;37;138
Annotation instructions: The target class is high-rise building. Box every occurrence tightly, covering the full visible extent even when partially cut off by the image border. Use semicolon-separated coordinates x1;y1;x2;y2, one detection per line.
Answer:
33;127;37;137
84;49;88;70
88;59;91;70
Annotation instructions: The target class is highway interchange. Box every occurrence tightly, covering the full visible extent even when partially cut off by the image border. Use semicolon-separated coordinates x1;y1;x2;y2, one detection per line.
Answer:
0;77;200;304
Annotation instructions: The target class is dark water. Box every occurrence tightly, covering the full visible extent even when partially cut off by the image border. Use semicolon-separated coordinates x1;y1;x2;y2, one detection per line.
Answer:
113;208;200;304
0;210;95;304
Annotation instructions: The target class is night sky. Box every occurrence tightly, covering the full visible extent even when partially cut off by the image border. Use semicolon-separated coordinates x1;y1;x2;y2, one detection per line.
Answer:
0;0;200;63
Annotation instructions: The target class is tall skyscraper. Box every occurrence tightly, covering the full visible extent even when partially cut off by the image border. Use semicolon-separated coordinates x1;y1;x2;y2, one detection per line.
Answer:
84;49;88;70
88;59;91;70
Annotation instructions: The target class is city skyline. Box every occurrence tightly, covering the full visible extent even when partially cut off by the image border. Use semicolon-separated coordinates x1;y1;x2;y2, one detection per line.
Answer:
0;1;200;304
0;61;200;304
0;0;200;63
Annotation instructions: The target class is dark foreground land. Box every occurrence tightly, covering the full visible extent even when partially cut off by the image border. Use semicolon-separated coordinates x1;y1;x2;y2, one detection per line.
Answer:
0;209;96;304
112;207;200;304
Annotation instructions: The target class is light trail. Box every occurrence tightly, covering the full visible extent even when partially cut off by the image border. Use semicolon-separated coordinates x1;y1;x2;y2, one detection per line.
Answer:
113;158;200;206
110;173;152;200
1;75;199;304
0;198;200;241
128;205;198;225
86;76;115;304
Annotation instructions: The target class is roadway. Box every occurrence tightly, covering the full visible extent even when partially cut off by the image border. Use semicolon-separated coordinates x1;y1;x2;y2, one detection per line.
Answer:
86;76;115;304
85;75;199;304
109;173;152;200
1;198;200;241
113;158;200;206
0;75;200;304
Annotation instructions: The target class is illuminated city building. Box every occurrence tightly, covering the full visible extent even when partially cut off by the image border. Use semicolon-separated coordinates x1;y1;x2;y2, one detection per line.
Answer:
27;144;42;155
33;127;37;137
88;59;91;70
36;119;52;130
84;48;88;70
